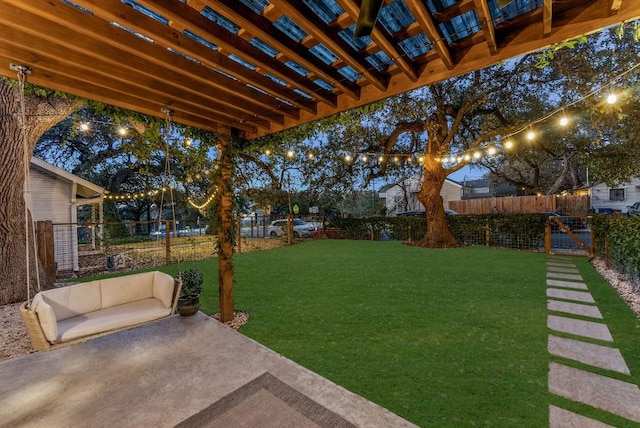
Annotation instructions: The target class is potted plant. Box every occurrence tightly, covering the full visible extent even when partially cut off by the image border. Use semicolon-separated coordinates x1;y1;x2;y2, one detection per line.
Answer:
177;268;204;316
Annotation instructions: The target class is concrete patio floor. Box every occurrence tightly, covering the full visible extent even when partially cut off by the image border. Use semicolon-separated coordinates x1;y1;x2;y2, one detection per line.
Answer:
0;313;416;427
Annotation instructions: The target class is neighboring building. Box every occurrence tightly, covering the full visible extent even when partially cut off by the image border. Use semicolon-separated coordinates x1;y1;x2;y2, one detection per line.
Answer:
379;175;462;215
29;157;106;272
461;179;494;199
590;177;640;214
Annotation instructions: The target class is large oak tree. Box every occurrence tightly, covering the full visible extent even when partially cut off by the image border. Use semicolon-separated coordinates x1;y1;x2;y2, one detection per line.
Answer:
0;78;81;304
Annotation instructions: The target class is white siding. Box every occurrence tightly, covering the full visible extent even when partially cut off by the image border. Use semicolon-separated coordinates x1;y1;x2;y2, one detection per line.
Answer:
30;168;76;271
384;176;462;214
590;177;640;214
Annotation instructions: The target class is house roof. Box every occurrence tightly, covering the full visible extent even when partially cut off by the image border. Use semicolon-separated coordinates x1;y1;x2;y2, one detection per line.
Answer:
1;0;638;139
30;157;105;199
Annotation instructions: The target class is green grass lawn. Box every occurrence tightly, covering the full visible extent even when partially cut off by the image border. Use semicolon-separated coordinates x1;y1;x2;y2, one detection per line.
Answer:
151;241;640;426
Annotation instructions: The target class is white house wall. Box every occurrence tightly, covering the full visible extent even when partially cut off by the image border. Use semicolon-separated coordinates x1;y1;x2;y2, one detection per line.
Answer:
30;168;76;271
590;178;640;214
384;177;462;214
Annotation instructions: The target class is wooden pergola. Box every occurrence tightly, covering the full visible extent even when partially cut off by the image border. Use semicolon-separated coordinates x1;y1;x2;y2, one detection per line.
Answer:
2;0;638;320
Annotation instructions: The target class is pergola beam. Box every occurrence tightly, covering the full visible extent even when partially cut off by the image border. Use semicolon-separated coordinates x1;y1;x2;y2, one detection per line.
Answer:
71;0;317;116
543;0;553;37
2;0;292;127
202;0;362;100
0;28;265;132
138;0;338;107
271;0;388;92
473;0;498;54
335;0;418;82
405;0;455;70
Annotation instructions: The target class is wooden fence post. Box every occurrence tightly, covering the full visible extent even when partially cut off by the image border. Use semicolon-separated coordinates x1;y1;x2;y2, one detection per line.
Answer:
36;220;56;283
544;221;552;254
485;219;490;247
236;217;242;253
165;220;171;265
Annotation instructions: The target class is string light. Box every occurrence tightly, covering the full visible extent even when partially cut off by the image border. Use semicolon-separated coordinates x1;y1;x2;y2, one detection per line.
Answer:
526;129;536;141
487;146;497;156
117;126;127;136
558;115;569;127
286;149;295;158
344;154;352;162
361;154;368;162
504;140;514;149
187;191;217;209
606;93;618;104
79;122;90;132
307;151;314;159
184;138;193;147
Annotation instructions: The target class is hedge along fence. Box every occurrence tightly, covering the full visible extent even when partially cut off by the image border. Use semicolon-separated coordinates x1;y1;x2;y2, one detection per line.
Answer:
590;215;640;290
327;214;547;251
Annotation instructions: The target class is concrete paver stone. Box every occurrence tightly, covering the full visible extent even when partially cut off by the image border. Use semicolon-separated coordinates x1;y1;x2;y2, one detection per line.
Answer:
548;315;613;342
547;272;584;281
546;279;588;290
548;300;603;319
549;363;640;422
549;405;614;428
548;335;630;375
547;261;576;267
547;266;580;274
547;288;595;303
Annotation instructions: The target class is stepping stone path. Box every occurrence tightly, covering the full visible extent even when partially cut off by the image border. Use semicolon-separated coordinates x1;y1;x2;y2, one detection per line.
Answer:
546;257;640;426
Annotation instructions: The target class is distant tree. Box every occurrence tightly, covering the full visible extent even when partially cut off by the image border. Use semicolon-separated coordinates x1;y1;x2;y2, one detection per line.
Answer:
484;28;640;191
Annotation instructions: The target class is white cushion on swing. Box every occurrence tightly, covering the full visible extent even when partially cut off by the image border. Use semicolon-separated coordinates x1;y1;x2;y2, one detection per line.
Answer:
55;299;171;343
31;294;58;342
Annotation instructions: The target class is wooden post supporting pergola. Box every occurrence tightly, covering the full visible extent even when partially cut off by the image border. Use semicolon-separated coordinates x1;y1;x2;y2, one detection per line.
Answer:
216;128;235;322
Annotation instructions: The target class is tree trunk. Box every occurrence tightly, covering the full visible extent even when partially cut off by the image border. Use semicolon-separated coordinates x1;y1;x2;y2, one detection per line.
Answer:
414;161;458;248
0;78;80;305
216;130;234;322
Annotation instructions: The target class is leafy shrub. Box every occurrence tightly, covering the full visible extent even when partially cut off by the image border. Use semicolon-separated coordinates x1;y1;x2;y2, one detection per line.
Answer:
180;268;204;296
590;215;640;289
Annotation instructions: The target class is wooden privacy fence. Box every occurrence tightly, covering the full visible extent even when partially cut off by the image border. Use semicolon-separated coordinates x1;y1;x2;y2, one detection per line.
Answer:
450;195;589;215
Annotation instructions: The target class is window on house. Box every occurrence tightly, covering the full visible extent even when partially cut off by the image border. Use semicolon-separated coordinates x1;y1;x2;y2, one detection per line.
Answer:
609;188;625;201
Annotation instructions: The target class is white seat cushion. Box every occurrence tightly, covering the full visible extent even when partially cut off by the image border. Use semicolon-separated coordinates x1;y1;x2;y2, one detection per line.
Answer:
55;298;171;343
100;272;155;309
39;282;102;321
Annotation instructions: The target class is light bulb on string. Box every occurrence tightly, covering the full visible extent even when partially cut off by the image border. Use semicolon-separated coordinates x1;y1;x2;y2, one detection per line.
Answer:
307;152;314;159
184;138;193;147
79;122;90;132
418;156;424;163
504;140;514;149
264;149;271;155
606;93;618;105
286;149;295;158
559;115;569;127
463;154;471;162
344;154;352;162
473;151;482;160
487;146;497;156
378;156;384;163
361;155;368;162
526;129;535;141
117;126;127;136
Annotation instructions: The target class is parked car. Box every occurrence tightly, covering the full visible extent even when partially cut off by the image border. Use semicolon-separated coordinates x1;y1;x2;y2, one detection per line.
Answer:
627;202;640;216
396;209;458;217
267;219;317;238
540;212;586;231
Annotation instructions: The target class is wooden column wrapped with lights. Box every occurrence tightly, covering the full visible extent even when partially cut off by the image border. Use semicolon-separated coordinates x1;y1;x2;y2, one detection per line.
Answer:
217;128;235;323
